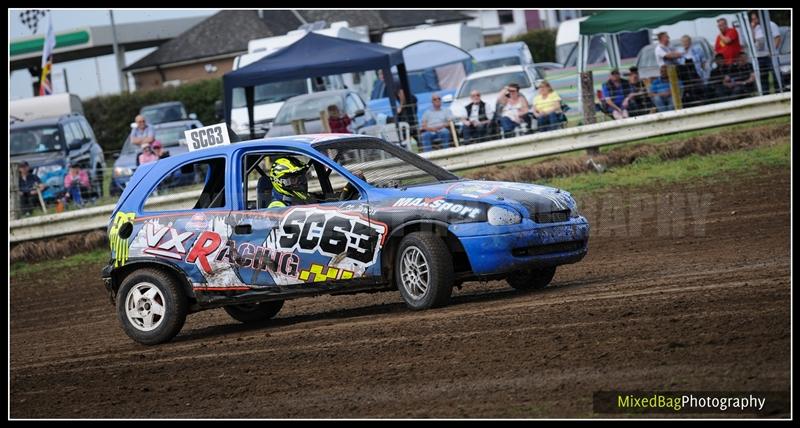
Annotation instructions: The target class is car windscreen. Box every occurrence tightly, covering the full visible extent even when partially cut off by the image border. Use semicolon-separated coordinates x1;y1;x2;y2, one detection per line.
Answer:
474;57;522;72
274;96;342;125
232;79;309;108
141;104;187;124
314;138;458;188
457;71;531;98
10;125;64;156
155;125;188;147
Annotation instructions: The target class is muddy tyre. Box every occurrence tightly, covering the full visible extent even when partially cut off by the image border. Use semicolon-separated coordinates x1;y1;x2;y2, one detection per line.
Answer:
507;266;557;291
224;301;284;323
116;269;187;345
395;232;454;310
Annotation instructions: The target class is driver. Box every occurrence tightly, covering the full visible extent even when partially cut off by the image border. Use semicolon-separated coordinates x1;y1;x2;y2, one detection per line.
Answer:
267;156;313;208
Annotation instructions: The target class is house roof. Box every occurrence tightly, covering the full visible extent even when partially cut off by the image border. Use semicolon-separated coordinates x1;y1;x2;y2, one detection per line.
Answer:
125;9;471;72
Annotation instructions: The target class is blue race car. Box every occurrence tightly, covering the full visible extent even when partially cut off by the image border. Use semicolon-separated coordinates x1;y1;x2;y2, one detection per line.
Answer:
102;133;589;344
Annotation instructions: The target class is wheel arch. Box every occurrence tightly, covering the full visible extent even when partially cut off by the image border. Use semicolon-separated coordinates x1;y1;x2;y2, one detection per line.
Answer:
110;259;197;308
381;220;471;287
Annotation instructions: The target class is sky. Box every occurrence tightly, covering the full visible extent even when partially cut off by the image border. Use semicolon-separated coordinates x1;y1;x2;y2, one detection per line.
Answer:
9;9;219;100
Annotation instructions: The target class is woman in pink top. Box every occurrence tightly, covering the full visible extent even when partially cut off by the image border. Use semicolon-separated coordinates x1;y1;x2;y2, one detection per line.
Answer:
64;164;90;206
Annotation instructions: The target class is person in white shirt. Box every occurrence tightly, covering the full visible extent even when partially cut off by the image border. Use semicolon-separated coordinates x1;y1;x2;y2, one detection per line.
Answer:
459;90;495;143
654;32;684;67
750;10;783;94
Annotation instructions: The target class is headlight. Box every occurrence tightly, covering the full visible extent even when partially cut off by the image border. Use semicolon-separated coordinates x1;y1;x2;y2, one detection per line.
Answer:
488;206;522;225
113;167;134;178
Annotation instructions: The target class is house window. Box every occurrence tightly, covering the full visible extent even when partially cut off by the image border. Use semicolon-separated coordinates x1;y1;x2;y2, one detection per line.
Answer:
498;10;515;25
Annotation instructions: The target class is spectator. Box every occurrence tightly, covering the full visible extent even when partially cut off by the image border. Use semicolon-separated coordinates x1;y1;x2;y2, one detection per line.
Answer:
17;161;45;216
649;65;678;112
707;53;736;101
395;86;418;138
137;144;160;166
496;83;530;134
750;10;782;94
602;69;632;119
459;90;494;143
654;32;684;67
532;81;566;131
130;115;155;148
714;18;742;65
419;93;454;152
624;67;655;116
151;140;169;160
730;52;757;98
680;35;709;82
327;104;352;134
63;164;90;207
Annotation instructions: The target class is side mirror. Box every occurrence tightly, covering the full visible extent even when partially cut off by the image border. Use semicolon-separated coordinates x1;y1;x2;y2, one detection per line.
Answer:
441;94;454;103
112;152;121;159
213;100;224;120
353;109;366;118
68;139;83;149
189;113;198;120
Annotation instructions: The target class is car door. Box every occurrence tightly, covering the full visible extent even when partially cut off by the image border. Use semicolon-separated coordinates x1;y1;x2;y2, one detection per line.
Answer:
229;149;383;294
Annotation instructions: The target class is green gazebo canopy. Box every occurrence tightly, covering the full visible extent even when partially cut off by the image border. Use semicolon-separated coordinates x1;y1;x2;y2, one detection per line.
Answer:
579;10;738;35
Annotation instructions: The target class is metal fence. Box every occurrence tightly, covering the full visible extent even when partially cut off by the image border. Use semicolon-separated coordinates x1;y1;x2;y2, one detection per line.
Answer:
9;91;790;243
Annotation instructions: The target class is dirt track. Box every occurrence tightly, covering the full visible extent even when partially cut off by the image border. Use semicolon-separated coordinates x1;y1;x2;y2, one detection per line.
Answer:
10;165;790;418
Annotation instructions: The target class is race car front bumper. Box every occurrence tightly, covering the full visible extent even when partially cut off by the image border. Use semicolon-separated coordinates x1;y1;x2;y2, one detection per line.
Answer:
450;216;589;276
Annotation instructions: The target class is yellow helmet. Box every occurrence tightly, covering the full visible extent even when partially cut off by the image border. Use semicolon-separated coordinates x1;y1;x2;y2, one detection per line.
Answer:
269;156;310;200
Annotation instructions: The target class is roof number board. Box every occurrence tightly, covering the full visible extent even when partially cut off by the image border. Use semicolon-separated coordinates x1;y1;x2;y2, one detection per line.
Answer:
185;123;231;152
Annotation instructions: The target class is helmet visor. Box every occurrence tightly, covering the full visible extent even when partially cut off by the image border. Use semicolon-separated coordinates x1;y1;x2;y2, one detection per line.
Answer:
278;172;308;193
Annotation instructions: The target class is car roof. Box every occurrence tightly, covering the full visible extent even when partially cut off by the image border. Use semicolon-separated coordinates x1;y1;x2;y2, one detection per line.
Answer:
10;114;79;129
141;101;184;110
464;65;528;80
284;90;351;104
470;42;526;61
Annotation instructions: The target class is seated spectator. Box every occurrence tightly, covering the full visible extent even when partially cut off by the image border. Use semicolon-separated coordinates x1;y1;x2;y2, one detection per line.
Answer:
532;81;566;131
707;53;736;101
151;140;169;159
649;65;679;112
137;144;160;165
624;67;655;116
327;104;352;134
63;164;90;207
419;93;454;152
602;69;632;119
729;51;757;98
17;161;45;216
459;90;494;143
496;83;530;134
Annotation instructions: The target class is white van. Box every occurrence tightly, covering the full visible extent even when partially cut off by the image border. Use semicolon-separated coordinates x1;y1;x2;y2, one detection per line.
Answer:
10;93;83;123
229;23;370;138
381;22;484;51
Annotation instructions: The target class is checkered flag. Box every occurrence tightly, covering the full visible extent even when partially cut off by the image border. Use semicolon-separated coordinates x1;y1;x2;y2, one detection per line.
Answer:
19;9;48;34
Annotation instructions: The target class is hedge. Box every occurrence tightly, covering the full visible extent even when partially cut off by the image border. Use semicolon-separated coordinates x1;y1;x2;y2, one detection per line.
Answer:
505;29;557;64
83;78;223;155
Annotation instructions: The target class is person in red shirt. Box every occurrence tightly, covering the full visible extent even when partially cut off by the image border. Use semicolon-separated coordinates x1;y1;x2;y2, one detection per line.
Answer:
714;17;742;65
327;104;352;134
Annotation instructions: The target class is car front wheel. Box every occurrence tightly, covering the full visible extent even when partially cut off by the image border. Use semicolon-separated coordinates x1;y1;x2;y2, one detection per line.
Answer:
395;232;454;310
223;301;284;323
116;269;187;345
507;266;557;291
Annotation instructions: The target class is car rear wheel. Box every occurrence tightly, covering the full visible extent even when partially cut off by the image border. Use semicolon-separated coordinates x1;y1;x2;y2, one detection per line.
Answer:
224;301;284;323
507;266;557;291
395;232;454;310
116;269;187;345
